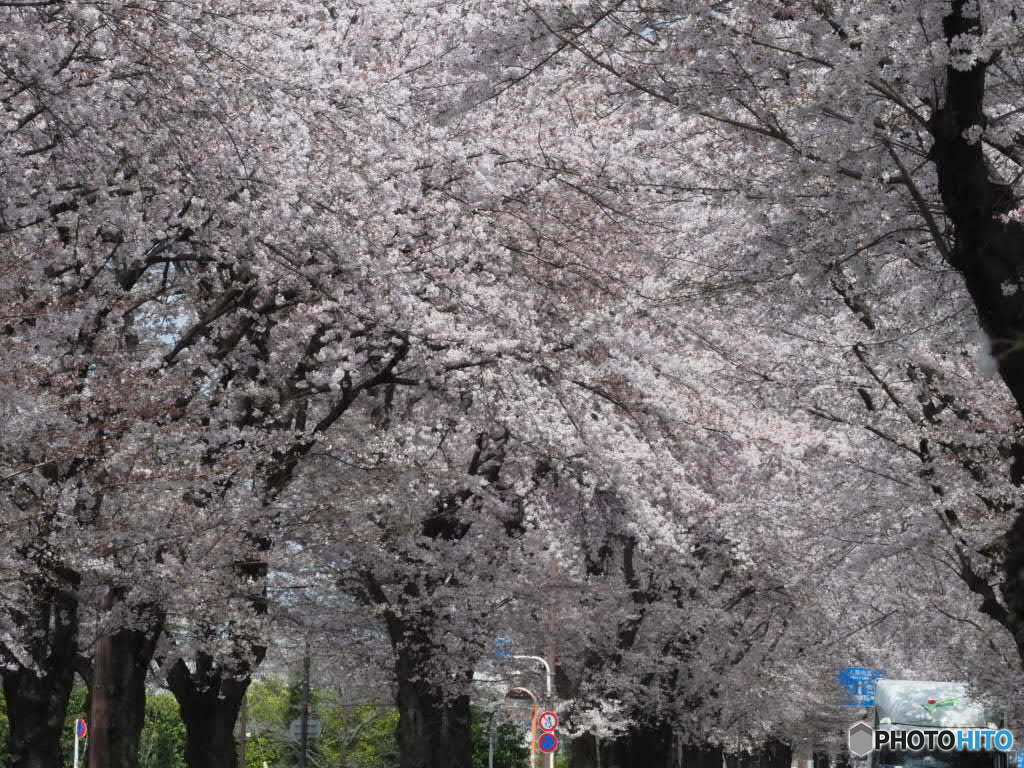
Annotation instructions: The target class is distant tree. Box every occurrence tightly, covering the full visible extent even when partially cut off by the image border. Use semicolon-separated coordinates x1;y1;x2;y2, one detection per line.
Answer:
139;694;186;768
470;710;529;768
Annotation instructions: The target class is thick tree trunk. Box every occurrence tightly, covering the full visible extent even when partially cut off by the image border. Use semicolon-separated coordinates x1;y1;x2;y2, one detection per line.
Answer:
88;595;162;768
353;441;514;768
571;728;720;768
929;0;1024;657
767;738;792;768
160;530;269;768
569;732;602;768
931;3;1024;414
1;576;79;768
165;531;268;768
680;741;722;768
2;669;74;768
364;566;475;768
393;642;473;768
599;722;682;768
166;652;253;768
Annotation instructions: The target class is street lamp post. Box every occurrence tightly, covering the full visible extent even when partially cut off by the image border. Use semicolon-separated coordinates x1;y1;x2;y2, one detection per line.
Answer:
511;655;552;700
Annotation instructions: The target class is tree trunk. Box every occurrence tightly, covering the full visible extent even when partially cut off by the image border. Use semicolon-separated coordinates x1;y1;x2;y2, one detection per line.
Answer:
569;733;601;768
734;739;790;768
929;0;1024;656
761;738;792;768
680;741;723;768
1;576;79;768
166;652;253;768
600;722;681;768
393;642;473;768
88;594;162;768
2;669;74;768
164;530;269;768
930;2;1024;415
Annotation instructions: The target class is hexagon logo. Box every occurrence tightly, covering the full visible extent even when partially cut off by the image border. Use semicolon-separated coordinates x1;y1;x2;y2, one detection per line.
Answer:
848;722;874;757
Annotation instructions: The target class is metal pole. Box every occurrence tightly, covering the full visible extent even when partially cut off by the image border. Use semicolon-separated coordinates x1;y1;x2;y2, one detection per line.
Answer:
489;710;497;768
511;656;552;701
544;560;559;768
299;641;310;768
73;721;79;768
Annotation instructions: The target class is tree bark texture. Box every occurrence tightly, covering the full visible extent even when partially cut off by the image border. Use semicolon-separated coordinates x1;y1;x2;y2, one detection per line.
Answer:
1;573;79;768
601;722;681;768
568;732;602;768
166;652;251;768
392;632;473;768
931;2;1024;414
88;594;162;768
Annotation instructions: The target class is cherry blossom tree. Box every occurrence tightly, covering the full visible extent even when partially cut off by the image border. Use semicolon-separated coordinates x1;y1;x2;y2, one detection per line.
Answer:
9;3;1024;768
426;0;1024;662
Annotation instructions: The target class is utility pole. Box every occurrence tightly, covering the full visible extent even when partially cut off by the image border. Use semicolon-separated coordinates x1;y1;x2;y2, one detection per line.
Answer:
299;641;310;768
545;560;559;692
500;560;580;768
488;710;497;768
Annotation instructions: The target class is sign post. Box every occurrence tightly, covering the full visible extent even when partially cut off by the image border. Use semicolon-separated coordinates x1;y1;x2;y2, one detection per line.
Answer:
73;719;87;768
537;711;559;764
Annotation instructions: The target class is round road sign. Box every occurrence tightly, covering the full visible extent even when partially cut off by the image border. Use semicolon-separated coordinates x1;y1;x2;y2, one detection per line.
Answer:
75;719;88;739
538;711;559;731
538;732;559;753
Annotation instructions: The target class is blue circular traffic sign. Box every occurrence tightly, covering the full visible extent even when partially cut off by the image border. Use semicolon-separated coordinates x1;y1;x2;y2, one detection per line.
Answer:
538;732;559;753
76;719;88;739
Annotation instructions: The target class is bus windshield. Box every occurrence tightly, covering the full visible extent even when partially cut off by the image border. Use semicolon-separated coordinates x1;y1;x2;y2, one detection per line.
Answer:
878;749;999;768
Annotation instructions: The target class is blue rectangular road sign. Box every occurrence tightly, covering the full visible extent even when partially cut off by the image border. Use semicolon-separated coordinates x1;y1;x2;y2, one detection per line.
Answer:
838;667;885;707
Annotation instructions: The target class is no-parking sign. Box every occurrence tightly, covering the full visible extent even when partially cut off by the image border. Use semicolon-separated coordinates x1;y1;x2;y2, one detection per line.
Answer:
538;732;559;753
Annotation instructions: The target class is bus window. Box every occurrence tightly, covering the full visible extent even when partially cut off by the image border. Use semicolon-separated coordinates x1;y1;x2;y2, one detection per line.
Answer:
878;750;1000;768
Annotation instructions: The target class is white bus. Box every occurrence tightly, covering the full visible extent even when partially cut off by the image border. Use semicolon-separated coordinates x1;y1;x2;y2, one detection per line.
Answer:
872;681;1008;768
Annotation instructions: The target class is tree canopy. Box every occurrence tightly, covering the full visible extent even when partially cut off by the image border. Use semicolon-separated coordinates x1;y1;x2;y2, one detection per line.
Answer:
4;2;1024;768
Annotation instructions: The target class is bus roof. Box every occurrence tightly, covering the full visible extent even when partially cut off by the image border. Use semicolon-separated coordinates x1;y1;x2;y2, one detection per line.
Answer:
875;680;999;729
